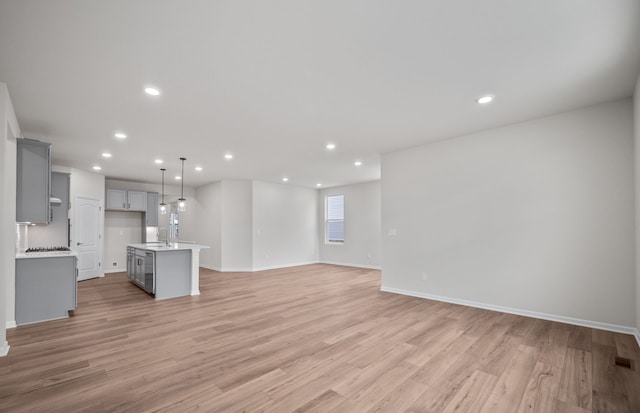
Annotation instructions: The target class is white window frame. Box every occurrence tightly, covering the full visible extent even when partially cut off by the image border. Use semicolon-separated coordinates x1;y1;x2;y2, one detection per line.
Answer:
325;194;344;244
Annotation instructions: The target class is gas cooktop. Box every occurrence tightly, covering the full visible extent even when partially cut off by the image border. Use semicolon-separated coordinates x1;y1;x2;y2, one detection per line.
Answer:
25;246;71;253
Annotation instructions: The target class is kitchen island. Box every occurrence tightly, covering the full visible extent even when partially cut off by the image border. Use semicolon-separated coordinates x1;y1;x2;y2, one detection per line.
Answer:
127;243;209;300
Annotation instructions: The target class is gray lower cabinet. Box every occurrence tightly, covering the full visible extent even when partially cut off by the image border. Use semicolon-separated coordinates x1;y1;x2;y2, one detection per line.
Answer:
16;138;52;224
15;256;77;326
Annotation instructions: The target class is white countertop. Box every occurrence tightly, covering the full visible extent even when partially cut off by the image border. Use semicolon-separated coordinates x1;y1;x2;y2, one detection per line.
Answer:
16;251;78;259
128;243;210;252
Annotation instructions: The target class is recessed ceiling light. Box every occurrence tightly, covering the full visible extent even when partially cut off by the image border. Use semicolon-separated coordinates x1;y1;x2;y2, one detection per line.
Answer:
316;183;322;187
354;161;363;166
477;95;494;104
155;159;163;164
326;143;336;150
114;132;127;139
92;165;102;170
102;153;112;158
195;166;203;171
145;87;160;96
224;153;233;160
175;176;181;180
282;177;289;182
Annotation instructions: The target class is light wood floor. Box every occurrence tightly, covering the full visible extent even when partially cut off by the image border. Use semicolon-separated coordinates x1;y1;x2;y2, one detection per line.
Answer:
1;264;639;412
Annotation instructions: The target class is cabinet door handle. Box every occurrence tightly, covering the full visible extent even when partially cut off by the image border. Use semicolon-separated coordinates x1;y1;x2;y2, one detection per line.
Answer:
76;242;83;246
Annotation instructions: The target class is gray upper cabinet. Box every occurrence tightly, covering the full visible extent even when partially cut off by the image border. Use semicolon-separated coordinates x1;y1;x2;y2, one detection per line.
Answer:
106;189;127;210
146;192;158;226
106;189;147;211
127;190;146;211
16;139;52;224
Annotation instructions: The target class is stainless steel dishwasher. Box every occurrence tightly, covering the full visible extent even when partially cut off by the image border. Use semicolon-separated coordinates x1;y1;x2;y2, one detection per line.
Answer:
132;249;155;294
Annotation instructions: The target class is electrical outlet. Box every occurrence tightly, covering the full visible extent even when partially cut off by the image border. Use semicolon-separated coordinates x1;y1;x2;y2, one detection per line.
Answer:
421;272;428;281
112;262;118;267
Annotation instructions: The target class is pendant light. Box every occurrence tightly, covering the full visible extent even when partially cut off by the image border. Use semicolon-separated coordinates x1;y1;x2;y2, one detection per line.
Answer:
159;168;167;214
178;157;186;212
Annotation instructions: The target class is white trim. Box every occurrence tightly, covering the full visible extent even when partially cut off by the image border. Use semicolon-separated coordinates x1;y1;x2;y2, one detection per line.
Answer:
5;320;16;329
0;341;9;357
201;264;222;272
252;261;320;272
320;260;381;270
104;268;125;274
380;286;639;338
635;329;640;350
200;261;321;272
220;267;254;272
190;289;200;296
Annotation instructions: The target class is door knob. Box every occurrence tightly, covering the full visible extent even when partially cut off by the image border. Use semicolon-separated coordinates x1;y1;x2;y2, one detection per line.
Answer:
77;242;83;245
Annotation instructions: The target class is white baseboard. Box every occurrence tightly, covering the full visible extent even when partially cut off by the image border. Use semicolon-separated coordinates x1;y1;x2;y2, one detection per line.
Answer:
380;286;640;339
199;264;253;272
6;320;16;329
320;260;381;270
0;341;9;357
104;268;125;274
200;264;222;272
223;267;254;272
635;329;640;350
253;261;319;272
190;289;200;296
201;261;320;273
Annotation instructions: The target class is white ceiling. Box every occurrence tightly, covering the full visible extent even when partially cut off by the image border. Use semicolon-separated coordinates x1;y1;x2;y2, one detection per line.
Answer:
1;1;639;188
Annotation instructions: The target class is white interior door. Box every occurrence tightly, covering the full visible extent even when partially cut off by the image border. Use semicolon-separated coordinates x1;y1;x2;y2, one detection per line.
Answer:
74;196;101;281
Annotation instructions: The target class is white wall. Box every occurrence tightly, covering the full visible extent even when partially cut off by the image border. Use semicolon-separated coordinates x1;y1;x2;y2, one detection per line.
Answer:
634;74;640;339
195;182;221;270
1;83;20;354
318;181;381;269
194;180;319;272
253;181;318;270
382;99;635;328
221;180;253;271
104;211;143;272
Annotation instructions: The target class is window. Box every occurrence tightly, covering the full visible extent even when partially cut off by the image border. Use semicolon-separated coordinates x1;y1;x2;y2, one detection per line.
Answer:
326;194;344;243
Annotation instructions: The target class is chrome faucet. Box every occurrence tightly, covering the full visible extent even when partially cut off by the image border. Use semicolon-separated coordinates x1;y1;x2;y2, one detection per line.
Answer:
157;227;169;246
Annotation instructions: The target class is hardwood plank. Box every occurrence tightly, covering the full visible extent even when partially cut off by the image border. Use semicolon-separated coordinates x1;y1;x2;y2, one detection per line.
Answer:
0;265;638;413
440;369;498;413
553;400;591;413
557;348;592;410
591;342;633;412
366;378;427;413
478;345;538;413
515;361;560;413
